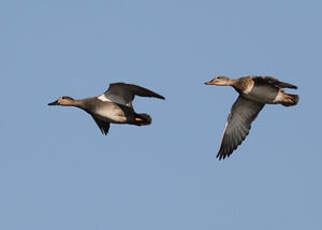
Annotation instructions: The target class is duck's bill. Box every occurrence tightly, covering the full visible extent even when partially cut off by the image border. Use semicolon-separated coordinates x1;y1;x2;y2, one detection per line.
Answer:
48;100;59;106
204;80;215;85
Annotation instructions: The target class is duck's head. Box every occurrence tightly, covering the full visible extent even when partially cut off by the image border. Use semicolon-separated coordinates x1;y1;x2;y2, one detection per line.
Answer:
204;76;233;86
48;96;76;106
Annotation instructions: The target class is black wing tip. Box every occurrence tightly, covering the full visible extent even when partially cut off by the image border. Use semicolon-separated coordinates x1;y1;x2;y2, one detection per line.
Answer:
143;92;165;100
217;140;243;160
142;91;165;100
98;125;109;135
217;150;232;160
217;145;233;160
100;129;108;135
284;83;298;89
157;95;166;100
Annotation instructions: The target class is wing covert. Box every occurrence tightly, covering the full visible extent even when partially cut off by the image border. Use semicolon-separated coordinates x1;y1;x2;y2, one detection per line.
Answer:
104;83;165;107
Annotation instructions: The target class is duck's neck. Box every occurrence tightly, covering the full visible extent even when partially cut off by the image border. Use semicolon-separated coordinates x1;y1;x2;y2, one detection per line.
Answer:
72;99;83;107
227;78;238;86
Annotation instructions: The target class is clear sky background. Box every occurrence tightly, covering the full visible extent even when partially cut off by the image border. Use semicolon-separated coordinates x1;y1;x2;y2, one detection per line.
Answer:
1;0;321;229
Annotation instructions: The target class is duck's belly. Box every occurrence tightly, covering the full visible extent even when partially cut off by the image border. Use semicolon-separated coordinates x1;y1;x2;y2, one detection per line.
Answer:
243;85;279;104
95;105;129;123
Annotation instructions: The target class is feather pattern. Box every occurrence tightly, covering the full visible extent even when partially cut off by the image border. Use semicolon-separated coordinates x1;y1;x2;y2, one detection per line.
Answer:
104;83;165;107
253;76;298;89
217;96;264;160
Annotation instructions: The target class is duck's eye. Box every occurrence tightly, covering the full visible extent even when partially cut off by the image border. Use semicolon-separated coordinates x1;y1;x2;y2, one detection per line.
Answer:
217;76;223;79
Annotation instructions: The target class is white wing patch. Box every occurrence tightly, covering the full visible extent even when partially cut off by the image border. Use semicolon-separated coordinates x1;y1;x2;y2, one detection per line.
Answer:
243;80;254;94
97;94;112;102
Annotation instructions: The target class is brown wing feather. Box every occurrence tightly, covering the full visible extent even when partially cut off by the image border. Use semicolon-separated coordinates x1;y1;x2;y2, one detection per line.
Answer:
217;96;264;160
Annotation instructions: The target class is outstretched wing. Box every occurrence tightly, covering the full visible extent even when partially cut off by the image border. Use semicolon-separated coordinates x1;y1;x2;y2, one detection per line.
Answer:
253;76;298;89
217;96;264;160
103;83;165;107
91;115;110;135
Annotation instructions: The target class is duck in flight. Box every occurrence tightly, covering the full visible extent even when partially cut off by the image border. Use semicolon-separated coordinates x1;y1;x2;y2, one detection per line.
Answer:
48;82;165;134
205;75;299;160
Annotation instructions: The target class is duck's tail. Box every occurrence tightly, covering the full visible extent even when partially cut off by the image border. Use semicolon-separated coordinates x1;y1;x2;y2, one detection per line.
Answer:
134;113;152;126
281;93;299;106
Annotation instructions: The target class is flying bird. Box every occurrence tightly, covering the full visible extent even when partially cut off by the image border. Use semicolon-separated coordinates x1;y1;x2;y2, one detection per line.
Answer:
205;75;299;160
48;82;165;134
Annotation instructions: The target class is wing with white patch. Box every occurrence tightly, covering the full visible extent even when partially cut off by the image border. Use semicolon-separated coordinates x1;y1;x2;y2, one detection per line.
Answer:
103;83;165;107
217;96;264;160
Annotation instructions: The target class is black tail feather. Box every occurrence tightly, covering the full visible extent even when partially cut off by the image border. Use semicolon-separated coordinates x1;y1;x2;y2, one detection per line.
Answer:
134;113;152;126
282;93;299;106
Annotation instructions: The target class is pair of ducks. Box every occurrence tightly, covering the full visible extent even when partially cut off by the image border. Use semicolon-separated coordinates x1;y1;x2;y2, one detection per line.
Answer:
49;76;299;160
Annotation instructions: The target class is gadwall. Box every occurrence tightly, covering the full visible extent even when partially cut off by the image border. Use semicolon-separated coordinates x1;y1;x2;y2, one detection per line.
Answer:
205;75;299;160
48;82;165;134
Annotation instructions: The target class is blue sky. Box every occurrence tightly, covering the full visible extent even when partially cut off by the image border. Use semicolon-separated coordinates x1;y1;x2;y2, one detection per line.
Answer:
1;0;322;229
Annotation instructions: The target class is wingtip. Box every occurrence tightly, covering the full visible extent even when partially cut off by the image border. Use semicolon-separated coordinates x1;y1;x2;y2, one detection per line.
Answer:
100;128;109;135
217;147;233;160
288;84;298;89
217;154;226;161
216;151;225;160
154;93;165;100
